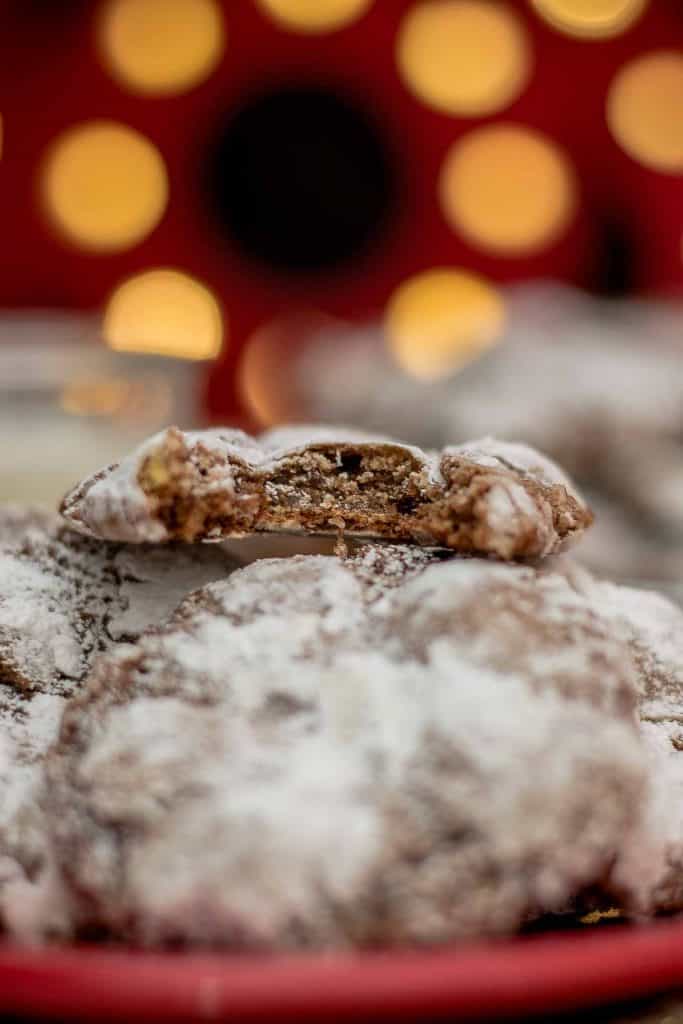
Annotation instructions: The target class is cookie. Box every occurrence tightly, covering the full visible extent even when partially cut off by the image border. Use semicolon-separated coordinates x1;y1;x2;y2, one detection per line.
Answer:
36;547;643;949
0;508;239;696
60;426;591;560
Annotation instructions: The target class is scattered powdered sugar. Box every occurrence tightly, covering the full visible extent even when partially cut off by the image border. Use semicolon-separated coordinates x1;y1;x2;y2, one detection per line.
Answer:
0;552;86;687
41;547;645;948
0;688;67;929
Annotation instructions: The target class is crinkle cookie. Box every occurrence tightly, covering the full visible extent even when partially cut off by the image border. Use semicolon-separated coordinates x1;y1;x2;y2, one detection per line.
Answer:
35;546;643;949
60;426;591;560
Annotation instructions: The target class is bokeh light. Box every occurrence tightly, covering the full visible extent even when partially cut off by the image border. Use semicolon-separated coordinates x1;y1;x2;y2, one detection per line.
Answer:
385;268;505;379
531;0;647;39
257;0;372;34
61;377;134;417
104;268;224;360
396;0;531;117
41;121;168;252
607;52;683;173
439;124;577;255
61;376;172;423
99;0;225;96
238;320;306;425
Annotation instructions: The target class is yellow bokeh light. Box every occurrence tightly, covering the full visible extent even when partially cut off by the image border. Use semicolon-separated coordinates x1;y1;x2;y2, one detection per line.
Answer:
531;0;647;39
607;52;683;173
257;0;372;33
439;124;577;255
396;0;531;117
239;323;293;426
61;377;133;417
385;268;505;380
104;269;224;361
99;0;224;96
41;121;168;252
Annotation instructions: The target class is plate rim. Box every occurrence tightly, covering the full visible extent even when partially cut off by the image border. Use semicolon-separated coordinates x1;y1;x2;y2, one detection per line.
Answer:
1;917;683;1022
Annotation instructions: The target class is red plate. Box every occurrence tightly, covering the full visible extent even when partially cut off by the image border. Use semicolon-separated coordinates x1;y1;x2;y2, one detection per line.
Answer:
2;920;683;1022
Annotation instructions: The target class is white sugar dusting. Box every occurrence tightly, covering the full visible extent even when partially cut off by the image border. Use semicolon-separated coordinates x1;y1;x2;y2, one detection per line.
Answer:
0;692;65;830
0;507;241;935
0;517;238;692
0;553;85;686
445;437;579;493
40;549;645;947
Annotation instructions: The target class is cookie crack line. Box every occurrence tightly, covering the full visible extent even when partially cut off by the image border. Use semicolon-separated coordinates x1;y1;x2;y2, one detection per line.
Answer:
60;426;592;560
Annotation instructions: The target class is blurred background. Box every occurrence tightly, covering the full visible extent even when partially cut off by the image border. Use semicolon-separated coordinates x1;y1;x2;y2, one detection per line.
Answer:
1;0;682;583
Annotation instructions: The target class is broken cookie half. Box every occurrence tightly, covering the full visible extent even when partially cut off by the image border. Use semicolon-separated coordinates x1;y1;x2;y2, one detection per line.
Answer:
60;425;592;560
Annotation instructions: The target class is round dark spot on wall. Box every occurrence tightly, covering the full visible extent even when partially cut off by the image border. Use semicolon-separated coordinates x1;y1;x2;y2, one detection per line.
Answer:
206;85;398;274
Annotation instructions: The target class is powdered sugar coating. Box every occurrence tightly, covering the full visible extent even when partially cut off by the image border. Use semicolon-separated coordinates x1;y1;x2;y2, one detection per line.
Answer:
41;547;644;949
0;689;76;942
0;507;241;933
444;438;577;494
0;690;64;865
592;583;683;721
